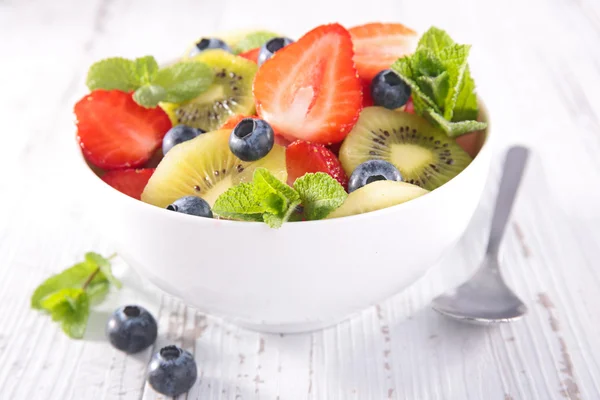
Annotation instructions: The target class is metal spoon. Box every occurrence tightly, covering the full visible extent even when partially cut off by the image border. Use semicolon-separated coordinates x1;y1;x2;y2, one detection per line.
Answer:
432;146;530;324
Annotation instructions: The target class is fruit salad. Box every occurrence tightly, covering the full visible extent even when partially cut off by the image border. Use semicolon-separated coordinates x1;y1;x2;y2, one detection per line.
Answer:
74;23;487;228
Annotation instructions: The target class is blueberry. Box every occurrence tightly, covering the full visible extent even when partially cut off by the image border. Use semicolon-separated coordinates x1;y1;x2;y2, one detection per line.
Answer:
167;196;213;218
162;125;205;155
371;69;411;110
147;345;197;397
257;37;294;65
229;118;274;161
189;37;232;57
348;160;403;193
106;305;158;354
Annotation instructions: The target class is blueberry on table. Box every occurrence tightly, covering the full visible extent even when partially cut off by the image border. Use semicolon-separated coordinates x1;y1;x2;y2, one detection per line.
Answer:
147;346;198;397
229;118;274;161
167;196;213;218
348;159;403;193
257;37;294;65
189;38;232;56
162;125;205;155
370;69;411;110
106;305;158;354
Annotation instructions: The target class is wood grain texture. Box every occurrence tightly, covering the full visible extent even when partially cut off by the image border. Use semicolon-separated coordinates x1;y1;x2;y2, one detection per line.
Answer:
1;0;600;398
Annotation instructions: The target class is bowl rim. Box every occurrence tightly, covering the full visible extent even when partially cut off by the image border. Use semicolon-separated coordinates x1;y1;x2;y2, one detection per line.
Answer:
75;101;492;227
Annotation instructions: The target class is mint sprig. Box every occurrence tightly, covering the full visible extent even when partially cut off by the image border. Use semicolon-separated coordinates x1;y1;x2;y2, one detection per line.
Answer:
31;252;120;339
293;173;347;220
391;27;487;137
86;56;214;108
213;169;346;228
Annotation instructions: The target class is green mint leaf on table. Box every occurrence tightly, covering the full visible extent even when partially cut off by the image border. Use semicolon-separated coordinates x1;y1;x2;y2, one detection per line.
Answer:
133;84;167;108
85;252;122;289
31;252;120;339
391;26;487;137
31;259;97;309
39;288;90;339
153;61;214;103
86;57;139;92
294;173;347;220
233;31;280;54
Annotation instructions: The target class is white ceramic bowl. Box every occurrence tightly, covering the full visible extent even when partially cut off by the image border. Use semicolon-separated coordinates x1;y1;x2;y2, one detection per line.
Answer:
76;107;492;333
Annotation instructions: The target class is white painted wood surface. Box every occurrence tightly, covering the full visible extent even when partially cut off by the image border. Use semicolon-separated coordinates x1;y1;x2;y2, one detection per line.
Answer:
2;0;600;398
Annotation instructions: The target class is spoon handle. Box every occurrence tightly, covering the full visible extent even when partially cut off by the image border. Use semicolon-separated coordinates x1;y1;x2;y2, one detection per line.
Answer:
486;146;530;257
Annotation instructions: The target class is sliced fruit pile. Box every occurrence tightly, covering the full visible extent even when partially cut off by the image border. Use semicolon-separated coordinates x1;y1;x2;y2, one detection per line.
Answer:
75;22;486;228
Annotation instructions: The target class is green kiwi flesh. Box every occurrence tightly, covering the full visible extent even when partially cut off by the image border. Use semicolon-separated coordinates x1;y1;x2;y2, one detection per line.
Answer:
340;107;473;190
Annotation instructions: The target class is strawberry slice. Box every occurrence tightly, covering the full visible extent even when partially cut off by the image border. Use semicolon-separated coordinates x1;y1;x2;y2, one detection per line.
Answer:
239;47;260;63
102;168;155;200
75;90;172;170
220;114;254;130
404;97;415;114
349;23;418;82
286;140;348;188
361;79;374;107
253;24;362;145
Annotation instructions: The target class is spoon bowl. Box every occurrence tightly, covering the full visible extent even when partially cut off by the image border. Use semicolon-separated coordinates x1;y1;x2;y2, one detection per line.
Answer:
432;146;530;325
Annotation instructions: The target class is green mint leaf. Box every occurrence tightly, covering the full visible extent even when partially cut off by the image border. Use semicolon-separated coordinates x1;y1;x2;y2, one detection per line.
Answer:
86;57;139;92
40;288;90;339
153;61;215;104
133;85;167;108
439;44;471;121
416;71;449;110
417;26;455;55
253;168;301;227
31;260;99;309
392;57;440;113
233;31;280;54
425;108;488;137
86;281;110;305
253;168;300;209
451;67;479;122
294;173;348;220
85;252;121;289
213;182;266;217
134;56;159;85
213;169;301;228
391;26;486;136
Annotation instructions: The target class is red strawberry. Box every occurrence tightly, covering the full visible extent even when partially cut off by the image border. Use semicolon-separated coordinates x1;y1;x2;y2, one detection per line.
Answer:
101;168;155;200
286;140;348;188
75;90;172;170
253;24;362;145
361;79;374;107
239;47;260;63
220;114;254;130
404;97;415;114
349;23;418;82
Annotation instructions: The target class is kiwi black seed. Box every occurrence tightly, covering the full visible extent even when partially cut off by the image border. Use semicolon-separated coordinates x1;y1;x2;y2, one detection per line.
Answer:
340;107;474;191
161;50;258;131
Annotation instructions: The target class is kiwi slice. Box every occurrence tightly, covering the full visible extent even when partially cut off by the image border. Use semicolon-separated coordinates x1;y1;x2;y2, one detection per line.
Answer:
326;180;428;219
141;129;286;208
161;50;257;131
340;107;472;190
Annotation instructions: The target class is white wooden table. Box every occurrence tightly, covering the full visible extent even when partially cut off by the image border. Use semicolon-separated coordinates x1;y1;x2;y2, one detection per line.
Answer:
2;0;600;398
